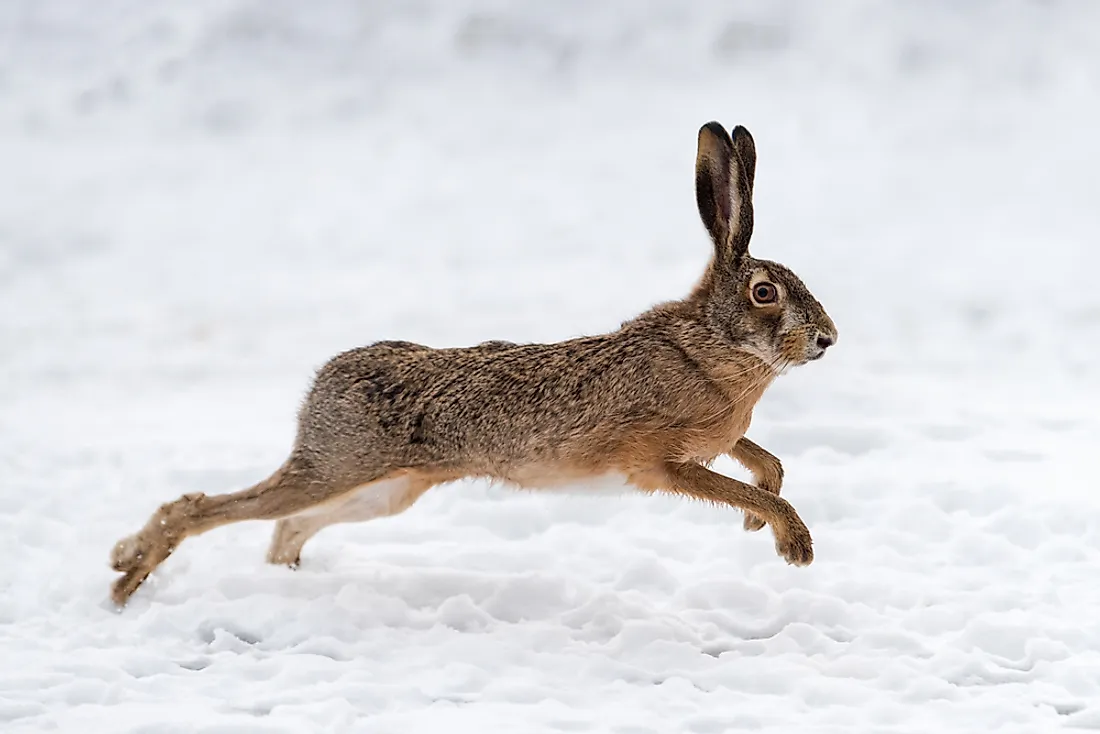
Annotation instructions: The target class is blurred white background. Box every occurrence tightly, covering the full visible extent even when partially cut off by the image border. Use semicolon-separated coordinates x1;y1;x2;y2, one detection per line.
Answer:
2;2;1099;732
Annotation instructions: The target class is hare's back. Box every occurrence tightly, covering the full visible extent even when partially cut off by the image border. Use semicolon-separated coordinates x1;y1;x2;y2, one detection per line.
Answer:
300;336;639;463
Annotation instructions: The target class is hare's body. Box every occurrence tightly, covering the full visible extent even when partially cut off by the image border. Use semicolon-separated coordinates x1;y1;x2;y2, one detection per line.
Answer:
300;306;769;486
110;122;837;606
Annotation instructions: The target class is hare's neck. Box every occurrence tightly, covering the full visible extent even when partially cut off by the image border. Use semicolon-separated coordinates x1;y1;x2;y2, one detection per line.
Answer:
623;302;779;404
708;353;777;403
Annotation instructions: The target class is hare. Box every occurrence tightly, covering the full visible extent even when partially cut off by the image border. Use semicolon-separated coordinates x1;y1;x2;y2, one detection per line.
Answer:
109;121;837;607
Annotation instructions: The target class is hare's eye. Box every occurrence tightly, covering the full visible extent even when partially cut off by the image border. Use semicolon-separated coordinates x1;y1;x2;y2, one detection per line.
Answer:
752;283;778;304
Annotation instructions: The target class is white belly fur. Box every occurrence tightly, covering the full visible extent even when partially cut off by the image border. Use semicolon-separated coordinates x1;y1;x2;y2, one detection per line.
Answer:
512;472;633;497
293;471;635;524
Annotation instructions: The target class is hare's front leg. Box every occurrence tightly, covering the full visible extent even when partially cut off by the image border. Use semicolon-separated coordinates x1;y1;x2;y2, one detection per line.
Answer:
656;460;812;566
729;437;784;532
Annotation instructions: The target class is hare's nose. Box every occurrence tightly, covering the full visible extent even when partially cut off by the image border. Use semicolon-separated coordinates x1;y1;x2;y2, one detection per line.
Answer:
815;334;835;350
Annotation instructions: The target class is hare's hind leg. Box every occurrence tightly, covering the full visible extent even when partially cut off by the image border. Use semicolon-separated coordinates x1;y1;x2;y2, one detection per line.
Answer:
266;474;437;568
109;456;385;606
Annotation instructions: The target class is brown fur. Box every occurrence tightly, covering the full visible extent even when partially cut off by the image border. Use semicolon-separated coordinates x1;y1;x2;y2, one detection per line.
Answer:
109;122;837;606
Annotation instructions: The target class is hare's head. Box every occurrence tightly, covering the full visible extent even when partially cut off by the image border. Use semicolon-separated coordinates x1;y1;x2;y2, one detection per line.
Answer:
693;122;837;371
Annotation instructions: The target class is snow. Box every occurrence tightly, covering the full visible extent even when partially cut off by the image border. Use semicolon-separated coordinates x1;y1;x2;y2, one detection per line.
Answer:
2;0;1100;731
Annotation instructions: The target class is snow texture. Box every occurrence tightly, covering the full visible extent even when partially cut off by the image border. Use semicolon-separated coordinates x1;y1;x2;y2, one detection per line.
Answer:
2;1;1100;731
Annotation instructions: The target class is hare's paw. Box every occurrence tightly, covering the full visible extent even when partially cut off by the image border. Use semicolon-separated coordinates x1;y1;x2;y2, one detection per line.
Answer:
110;534;145;573
266;547;302;569
743;511;767;532
108;528;175;606
266;518;313;569
774;518;814;566
111;565;153;607
265;533;303;569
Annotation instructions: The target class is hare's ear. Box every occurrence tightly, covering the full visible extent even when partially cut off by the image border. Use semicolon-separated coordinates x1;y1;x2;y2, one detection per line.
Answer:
695;122;754;268
730;125;756;195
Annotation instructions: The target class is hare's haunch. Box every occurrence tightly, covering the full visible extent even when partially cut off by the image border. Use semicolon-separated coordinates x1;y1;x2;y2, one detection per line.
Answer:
110;122;837;607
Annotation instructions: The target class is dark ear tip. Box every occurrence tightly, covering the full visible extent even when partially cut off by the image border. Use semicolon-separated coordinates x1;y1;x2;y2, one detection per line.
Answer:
699;121;731;141
730;125;754;143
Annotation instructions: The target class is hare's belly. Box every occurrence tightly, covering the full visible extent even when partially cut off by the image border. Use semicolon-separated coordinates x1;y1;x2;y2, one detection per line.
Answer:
549;472;633;496
505;464;632;495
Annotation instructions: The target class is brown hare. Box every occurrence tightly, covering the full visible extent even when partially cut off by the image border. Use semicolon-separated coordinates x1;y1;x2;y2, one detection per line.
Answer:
109;121;837;606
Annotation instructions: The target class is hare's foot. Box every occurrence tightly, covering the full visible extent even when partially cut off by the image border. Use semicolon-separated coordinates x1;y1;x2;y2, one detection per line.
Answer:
773;515;814;566
109;528;176;606
266;517;317;569
109;492;204;606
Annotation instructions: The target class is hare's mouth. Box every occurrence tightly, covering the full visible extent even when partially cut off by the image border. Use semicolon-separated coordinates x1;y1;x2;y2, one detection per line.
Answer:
801;331;835;364
790;345;826;367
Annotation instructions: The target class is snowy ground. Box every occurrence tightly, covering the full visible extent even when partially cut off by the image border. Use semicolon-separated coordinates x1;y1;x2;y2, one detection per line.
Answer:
2;1;1100;731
